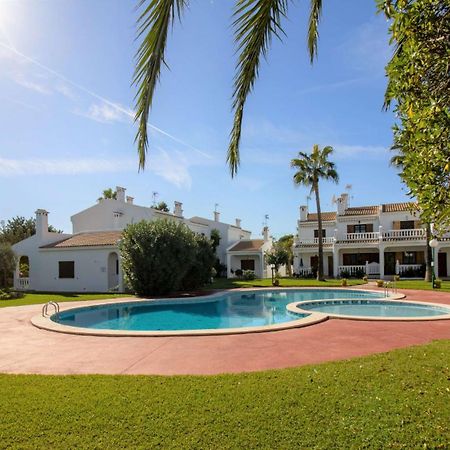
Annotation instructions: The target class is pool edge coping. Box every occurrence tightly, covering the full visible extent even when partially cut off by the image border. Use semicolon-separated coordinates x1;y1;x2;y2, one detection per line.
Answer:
287;298;450;322
29;287;420;337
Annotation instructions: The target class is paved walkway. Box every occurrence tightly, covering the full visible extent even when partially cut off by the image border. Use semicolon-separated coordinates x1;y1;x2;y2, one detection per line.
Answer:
0;288;449;376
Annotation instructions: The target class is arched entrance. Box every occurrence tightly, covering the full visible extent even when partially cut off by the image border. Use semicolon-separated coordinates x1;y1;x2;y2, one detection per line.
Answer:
107;252;119;290
15;255;30;290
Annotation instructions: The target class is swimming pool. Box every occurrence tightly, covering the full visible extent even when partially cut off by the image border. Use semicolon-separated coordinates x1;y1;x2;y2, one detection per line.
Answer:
32;288;450;336
51;289;381;333
295;299;450;318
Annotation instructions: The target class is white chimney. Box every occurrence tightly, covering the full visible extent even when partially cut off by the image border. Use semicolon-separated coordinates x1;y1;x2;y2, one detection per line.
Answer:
235;218;241;228
214;211;220;222
35;209;49;241
126;196;134;205
262;226;269;242
174;201;183;217
299;205;308;221
337;193;348;215
116;186;126;202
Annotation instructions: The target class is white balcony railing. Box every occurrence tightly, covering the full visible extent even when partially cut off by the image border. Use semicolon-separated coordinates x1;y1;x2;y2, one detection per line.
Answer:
296;237;334;246
345;232;380;241
296;228;431;245
383;229;425;239
16;277;30;290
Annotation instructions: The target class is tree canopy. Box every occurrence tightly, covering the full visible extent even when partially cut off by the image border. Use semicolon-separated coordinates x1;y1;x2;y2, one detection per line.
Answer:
0;216;61;245
153;201;170;212
98;188;117;201
380;0;450;230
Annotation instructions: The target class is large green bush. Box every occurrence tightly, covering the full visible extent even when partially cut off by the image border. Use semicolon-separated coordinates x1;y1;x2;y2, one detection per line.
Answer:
119;219;215;296
180;234;215;290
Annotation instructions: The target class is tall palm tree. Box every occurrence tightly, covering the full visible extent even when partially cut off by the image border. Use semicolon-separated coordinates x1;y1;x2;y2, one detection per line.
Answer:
133;0;323;176
291;144;338;281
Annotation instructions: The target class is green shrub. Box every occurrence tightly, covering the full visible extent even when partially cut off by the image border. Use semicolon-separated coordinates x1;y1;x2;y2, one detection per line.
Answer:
119;220;197;296
435;279;442;289
242;270;256;280
234;269;243;278
362;275;368;282
376;280;384;287
341;278;348;287
180;234;216;290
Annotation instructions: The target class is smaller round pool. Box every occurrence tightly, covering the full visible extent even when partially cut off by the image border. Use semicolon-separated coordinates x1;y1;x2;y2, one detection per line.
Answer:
296;299;450;319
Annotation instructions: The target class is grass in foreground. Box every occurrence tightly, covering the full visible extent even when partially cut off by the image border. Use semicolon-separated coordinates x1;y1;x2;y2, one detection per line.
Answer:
209;277;365;290
0;293;131;309
0;340;449;449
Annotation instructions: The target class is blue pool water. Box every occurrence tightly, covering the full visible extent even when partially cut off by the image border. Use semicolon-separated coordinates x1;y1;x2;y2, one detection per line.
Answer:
298;299;450;318
54;289;381;331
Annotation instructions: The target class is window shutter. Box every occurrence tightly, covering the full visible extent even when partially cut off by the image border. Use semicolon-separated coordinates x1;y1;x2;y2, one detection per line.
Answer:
347;225;354;233
392;221;400;230
414;220;421;229
366;224;373;232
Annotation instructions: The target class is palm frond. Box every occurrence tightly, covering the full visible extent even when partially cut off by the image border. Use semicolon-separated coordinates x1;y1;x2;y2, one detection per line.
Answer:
307;0;322;63
228;0;289;177
133;0;188;170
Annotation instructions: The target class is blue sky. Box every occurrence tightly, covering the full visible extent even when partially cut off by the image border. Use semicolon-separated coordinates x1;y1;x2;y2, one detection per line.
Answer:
0;0;408;238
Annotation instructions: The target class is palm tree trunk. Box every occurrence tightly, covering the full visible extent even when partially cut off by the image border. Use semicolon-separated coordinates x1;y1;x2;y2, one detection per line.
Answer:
314;182;325;281
424;223;432;282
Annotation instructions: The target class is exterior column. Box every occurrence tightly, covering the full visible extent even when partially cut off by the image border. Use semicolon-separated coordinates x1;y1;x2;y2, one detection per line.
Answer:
333;248;339;278
379;246;385;279
118;255;124;292
227;253;232;278
260;252;266;279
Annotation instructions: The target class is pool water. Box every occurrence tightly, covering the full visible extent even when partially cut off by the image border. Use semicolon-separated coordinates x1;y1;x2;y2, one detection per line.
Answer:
298;299;450;318
54;289;381;331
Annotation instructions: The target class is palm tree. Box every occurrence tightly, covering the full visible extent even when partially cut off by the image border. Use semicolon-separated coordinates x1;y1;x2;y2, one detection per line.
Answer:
133;0;323;176
291;144;338;281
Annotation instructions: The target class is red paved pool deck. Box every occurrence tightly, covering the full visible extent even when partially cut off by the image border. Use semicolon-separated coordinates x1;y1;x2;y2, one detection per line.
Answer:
0;288;449;376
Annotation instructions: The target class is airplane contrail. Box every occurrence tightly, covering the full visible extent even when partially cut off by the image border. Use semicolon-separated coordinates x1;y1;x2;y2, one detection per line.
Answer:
0;41;212;159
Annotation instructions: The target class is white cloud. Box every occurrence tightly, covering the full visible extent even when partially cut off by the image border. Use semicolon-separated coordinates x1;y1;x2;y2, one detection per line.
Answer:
148;148;192;189
55;82;77;100
11;73;51;94
333;144;389;160
75;102;132;124
340;18;392;72
0;156;135;176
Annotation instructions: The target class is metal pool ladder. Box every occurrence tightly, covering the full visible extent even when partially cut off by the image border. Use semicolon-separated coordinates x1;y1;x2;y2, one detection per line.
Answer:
42;301;60;320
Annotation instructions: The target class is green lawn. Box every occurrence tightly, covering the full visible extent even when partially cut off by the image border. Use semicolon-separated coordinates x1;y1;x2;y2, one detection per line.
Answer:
209;277;365;289
0;293;131;309
0;340;449;449
394;280;450;293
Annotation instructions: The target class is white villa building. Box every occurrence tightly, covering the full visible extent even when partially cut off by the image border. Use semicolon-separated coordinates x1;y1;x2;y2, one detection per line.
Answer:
293;193;450;279
12;186;274;292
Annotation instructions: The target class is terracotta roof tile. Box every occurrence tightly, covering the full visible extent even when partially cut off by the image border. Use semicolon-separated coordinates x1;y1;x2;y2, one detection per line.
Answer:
382;202;418;213
343;206;379;216
40;231;122;249
305;212;337;222
228;239;265;252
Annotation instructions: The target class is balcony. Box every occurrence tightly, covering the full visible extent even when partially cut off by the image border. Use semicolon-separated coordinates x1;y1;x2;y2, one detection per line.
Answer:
296;229;428;246
342;232;380;242
295;237;335;247
383;229;425;240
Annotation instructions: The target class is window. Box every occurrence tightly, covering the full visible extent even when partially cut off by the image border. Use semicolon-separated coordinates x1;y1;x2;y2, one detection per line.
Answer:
314;229;326;238
403;252;416;264
241;259;255;271
400;220;415;230
59;261;74;279
115;259;119;275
